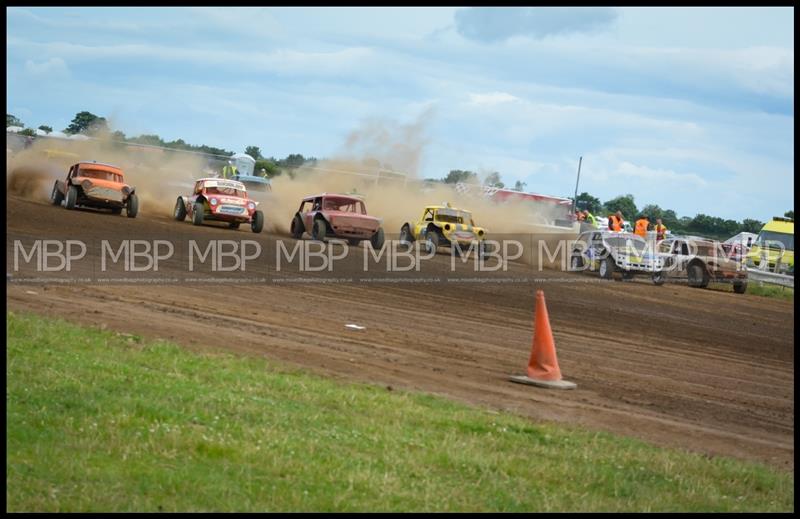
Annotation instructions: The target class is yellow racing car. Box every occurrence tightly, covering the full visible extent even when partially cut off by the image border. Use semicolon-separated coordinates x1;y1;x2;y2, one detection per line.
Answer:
399;203;488;254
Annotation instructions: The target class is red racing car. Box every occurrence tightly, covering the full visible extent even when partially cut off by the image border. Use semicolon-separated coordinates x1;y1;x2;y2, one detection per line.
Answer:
174;178;264;233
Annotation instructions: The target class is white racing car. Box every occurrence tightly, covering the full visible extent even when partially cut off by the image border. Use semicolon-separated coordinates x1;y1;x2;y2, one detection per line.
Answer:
569;230;665;283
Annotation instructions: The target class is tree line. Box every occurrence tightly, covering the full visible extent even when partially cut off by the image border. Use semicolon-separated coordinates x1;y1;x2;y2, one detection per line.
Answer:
575;192;790;239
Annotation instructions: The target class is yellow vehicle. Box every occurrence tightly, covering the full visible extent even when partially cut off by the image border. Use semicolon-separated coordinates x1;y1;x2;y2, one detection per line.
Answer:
399;203;487;254
746;217;794;274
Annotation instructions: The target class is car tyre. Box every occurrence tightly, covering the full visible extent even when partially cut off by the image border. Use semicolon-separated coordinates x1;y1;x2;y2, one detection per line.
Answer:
599;257;614;279
51;182;64;206
193;202;205;226
425;230;440;254
291;214;304;239
688;263;709;288
174;198;187;221
312;218;327;241
733;279;747;294
652;271;666;286
570;254;584;271
229;222;241;230
126;193;139;218
65;185;78;210
251;210;264;233
399;225;414;244
370;227;385;250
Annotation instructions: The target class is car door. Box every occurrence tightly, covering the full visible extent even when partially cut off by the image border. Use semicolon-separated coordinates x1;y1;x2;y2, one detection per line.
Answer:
185;181;203;217
304;198;321;231
589;232;605;268
673;240;691;273
572;232;589;258
415;208;434;239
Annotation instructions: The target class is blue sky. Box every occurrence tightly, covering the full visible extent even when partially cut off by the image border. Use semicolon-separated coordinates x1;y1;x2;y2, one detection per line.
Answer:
6;7;794;221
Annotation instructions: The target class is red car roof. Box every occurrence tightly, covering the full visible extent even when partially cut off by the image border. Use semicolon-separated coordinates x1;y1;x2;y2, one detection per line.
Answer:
302;193;362;203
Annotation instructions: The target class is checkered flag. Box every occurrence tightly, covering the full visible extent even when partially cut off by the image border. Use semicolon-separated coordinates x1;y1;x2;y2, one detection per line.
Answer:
454;182;472;196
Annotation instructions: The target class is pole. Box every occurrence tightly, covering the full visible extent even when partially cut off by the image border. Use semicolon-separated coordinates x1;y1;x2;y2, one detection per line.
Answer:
572;156;582;215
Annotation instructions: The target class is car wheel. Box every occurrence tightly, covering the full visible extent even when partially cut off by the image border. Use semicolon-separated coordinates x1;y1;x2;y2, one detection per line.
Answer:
348;238;361;247
599;257;614;279
652;271;666;286
51;182;64;206
688;263;709;288
174;198;187;221
251;210;264;233
733;280;747;294
621;271;635;281
126;193;139;218
370;227;385;250
426;230;440;254
291;214;304;239
110;207;123;215
399;225;414;244
312;218;327;241
65;185;78;210
192;202;204;226
570;254;583;271
229;221;241;230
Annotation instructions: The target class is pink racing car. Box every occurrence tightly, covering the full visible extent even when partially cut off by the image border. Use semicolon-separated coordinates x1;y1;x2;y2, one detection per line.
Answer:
290;193;384;248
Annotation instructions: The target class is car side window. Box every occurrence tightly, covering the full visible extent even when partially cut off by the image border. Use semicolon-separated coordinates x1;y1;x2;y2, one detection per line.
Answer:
312;198;322;211
424;209;434;221
194;182;203;195
300;201;310;212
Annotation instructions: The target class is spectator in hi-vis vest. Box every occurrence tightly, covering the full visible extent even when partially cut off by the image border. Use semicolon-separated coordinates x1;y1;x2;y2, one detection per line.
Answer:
654;218;668;241
608;211;624;232
221;161;238;179
634;215;650;238
583;210;597;228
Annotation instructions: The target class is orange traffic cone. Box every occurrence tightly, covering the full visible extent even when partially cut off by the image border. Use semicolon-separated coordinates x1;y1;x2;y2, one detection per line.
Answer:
510;290;576;389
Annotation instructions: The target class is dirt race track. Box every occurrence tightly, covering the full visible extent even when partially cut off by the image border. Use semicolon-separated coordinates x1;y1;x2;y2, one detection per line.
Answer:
6;195;795;470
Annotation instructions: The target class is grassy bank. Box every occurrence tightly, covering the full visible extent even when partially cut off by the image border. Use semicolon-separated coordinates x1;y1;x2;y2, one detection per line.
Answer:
6;312;793;512
746;282;794;301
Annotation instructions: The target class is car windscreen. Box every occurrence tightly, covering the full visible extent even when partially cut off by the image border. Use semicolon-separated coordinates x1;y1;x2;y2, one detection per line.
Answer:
205;186;245;197
79;169;122;182
756;230;794;251
324;199;364;214
245;183;269;192
658;241;673;253
437;209;472;225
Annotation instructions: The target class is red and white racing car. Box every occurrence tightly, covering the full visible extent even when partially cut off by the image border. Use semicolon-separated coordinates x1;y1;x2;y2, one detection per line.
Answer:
173;178;264;233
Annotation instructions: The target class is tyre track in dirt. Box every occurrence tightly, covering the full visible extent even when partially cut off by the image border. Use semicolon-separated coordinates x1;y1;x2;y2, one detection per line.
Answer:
6;195;794;470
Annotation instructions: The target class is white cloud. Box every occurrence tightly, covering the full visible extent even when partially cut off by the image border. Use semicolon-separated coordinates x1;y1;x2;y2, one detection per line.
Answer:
616;161;708;187
467;91;519;106
8;37;374;77
23;57;69;76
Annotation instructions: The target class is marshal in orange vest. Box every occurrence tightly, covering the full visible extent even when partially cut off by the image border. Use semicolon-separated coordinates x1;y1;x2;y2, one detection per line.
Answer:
608;214;624;232
635;217;649;237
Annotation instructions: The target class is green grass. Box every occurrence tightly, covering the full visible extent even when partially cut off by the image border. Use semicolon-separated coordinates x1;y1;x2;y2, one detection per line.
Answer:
708;281;793;301
746;283;794;301
6;312;794;512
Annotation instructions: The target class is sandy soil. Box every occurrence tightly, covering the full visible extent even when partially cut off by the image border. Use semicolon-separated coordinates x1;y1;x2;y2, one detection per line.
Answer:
6;195;794;470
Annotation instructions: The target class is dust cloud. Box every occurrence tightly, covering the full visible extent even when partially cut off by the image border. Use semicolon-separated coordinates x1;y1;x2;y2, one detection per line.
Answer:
7;115;576;268
7;135;210;215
